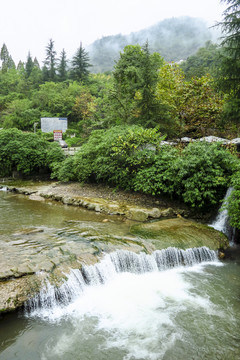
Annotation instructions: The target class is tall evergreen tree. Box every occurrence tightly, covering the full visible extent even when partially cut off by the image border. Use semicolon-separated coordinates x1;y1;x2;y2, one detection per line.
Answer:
58;48;68;81
0;43;15;73
25;52;34;77
217;0;240;122
71;43;91;83
138;41;161;126
43;38;57;81
33;57;40;68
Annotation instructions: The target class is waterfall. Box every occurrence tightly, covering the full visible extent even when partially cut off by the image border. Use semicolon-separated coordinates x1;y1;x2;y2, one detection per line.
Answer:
0;186;8;191
210;187;235;241
25;247;217;313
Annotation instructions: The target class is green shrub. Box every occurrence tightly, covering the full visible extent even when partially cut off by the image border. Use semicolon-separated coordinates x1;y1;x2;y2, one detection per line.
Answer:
172;142;238;209
0;128;65;177
52;156;76;182
73;125;163;188
225;171;240;230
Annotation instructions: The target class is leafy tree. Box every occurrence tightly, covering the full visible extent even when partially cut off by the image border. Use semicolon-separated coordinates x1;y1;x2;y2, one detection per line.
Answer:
110;44;163;125
72;87;97;136
180;41;221;80
32;81;82;120
179;75;224;136
71;43;91;83
217;0;240;123
43;38;57;81
2;98;40;130
136;41;163;127
225;169;240;230
156;63;185;136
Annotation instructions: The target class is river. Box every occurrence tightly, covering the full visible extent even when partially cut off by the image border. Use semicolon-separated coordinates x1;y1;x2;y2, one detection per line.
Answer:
0;189;240;360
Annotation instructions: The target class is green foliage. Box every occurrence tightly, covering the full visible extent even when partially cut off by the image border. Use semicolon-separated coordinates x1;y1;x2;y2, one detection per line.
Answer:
52;156;75;182
180;41;221;80
179;75;224;136
57;49;68;82
225;169;240;229
171;142;237;209
43;39;57;81
0;128;65;177
217;0;240;123
60;127;238;211
110;43;163;126
67;126;162;188
135;141;237;209
133;146;178;195
2;98;41;130
70;43;91;83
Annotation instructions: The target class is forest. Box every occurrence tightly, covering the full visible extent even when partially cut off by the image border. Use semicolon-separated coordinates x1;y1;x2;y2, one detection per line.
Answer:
0;0;240;228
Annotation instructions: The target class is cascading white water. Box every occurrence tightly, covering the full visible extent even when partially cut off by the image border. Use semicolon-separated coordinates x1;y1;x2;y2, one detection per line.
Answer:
26;247;217;313
210;187;234;240
0;186;8;191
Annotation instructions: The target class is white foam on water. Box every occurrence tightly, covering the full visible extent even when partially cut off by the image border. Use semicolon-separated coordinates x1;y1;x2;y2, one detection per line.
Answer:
0;186;8;191
38;262;221;360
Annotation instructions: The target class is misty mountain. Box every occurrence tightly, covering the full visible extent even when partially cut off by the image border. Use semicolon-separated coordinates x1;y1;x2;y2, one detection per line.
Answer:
87;17;220;73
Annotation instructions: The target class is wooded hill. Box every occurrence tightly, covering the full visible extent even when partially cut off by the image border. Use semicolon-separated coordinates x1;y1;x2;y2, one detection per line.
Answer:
88;17;220;73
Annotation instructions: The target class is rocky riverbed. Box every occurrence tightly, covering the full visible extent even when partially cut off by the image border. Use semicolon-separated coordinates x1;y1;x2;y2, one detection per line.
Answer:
0;181;228;313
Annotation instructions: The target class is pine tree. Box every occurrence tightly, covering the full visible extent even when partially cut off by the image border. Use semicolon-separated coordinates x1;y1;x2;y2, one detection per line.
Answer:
25;52;34;77
138;41;160;127
33;57;40;68
58;49;68;81
71;42;91;83
44;38;57;81
0;43;15;72
218;0;240;122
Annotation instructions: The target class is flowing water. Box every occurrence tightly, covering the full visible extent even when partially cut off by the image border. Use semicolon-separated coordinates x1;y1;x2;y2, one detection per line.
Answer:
210;187;236;243
0;190;240;360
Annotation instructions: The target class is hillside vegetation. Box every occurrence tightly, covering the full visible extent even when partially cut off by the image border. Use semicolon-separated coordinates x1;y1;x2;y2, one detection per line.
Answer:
88;17;220;73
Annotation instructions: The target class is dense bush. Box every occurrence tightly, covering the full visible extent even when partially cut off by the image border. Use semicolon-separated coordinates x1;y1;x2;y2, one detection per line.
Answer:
72;125;163;188
171;142;237;209
0;128;65;177
225;171;240;230
56;126;238;211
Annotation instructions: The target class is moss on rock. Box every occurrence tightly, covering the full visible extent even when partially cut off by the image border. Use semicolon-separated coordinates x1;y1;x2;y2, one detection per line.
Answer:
130;218;229;251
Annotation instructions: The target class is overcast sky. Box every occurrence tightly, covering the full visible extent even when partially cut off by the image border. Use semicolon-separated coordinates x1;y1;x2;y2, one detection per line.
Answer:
0;0;226;65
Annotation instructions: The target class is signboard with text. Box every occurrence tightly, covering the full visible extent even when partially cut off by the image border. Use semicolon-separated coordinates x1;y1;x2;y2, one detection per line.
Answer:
53;130;63;141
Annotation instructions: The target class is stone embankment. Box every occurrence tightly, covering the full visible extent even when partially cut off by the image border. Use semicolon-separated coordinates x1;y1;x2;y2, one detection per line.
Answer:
4;182;187;221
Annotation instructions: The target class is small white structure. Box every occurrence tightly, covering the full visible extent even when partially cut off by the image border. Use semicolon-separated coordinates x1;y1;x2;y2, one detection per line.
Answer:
41;117;68;133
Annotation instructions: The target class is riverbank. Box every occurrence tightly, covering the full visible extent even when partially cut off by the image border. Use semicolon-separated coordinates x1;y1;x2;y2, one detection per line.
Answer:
0;180;206;222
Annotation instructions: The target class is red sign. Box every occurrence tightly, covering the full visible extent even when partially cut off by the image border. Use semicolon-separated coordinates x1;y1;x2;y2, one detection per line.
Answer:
53;130;62;141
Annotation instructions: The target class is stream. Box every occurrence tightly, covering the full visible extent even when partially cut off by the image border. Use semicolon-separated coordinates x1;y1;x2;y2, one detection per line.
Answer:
0;189;240;360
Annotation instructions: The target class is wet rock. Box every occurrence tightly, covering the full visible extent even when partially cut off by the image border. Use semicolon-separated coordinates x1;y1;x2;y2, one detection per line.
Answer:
130;218;229;251
13;228;44;236
161;208;176;217
126;208;149;222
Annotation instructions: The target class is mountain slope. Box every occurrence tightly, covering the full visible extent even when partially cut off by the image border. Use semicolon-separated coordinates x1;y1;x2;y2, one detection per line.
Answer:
88;17;220;73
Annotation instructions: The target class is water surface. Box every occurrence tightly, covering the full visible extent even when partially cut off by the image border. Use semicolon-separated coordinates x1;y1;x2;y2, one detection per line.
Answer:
0;190;239;360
